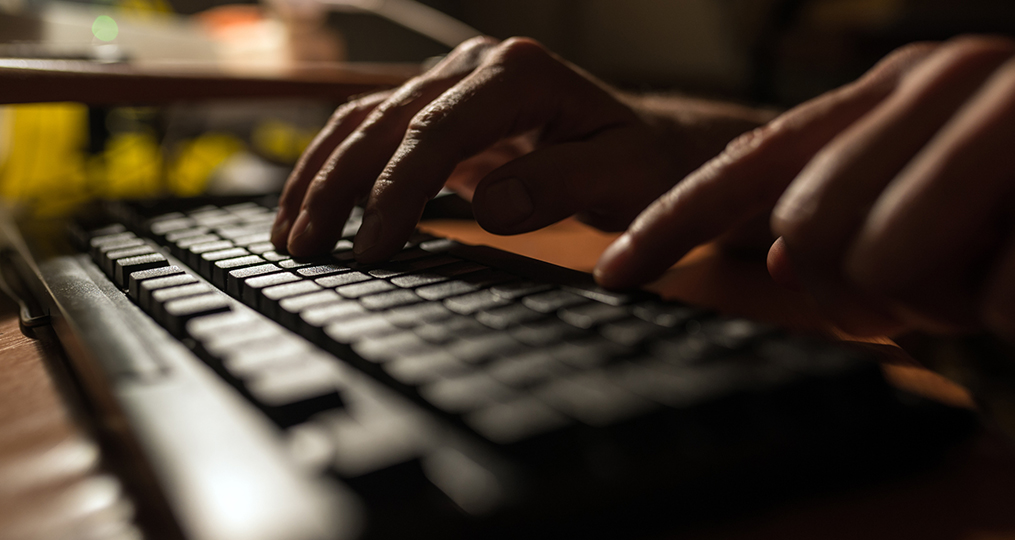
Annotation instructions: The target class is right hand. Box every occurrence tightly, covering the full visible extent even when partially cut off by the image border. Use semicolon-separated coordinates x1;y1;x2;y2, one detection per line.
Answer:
271;36;731;262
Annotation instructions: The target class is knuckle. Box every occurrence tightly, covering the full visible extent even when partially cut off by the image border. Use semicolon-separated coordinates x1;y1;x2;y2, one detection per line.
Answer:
495;37;551;66
454;35;499;56
882;41;940;67
407;100;456;137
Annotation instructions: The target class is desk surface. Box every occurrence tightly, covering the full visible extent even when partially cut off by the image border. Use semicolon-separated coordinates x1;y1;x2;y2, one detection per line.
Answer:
2;218;1015;539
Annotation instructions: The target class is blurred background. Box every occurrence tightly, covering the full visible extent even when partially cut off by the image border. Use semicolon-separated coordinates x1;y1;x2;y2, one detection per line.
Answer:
0;0;1013;216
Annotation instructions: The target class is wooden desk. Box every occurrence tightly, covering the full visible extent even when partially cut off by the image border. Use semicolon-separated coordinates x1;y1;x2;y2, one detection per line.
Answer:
2;218;1015;539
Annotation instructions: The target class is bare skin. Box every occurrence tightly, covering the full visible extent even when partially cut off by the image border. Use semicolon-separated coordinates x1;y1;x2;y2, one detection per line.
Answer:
272;35;1015;340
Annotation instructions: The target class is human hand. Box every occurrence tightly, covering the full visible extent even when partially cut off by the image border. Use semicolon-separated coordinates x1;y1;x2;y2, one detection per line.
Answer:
271;36;725;262
596;36;1015;337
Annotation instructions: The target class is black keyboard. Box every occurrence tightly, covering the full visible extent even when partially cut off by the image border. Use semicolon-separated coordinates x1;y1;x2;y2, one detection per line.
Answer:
70;195;973;539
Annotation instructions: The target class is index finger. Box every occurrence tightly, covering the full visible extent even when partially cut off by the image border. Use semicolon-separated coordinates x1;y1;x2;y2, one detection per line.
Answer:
594;43;937;290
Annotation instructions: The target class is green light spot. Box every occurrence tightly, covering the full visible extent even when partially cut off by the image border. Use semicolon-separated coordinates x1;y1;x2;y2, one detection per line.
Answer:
92;15;118;42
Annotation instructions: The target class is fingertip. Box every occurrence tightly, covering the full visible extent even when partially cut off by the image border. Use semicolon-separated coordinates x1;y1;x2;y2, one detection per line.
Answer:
594;234;640;290
352;210;384;262
287;209;331;257
270;212;291;251
766;237;802;291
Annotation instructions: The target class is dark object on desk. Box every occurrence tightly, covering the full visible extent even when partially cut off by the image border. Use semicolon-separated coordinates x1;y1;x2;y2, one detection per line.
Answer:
0;194;975;540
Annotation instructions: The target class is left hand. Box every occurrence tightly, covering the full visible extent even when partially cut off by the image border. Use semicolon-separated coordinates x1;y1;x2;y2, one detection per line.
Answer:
595;36;1015;338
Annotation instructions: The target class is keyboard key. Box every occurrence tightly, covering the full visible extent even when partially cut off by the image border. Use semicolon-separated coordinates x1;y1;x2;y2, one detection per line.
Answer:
221;337;314;377
550;338;630;370
389;272;448;289
522;290;587;313
186;311;260;340
366;253;458;279
260;281;324;316
150;282;212;320
232;232;272;246
279;258;321;270
246;242;276;255
382;351;470;386
150;217;195;236
89;231;135;255
162;293;231;336
419;372;515;414
474;304;544;329
185;240;234;268
413;316;488;344
165;227;210;242
415;280;477;301
261;250;290;262
509;320;582;346
557;303;629;329
336;279;395;299
297;264;349;278
382;302;453;328
129;265;184;300
699;318;774;350
199;247;250;277
359;289;421;311
487;351;570;388
285;423;335;474
446;333;524;364
299;302;365;331
245;359;344;428
241;272;300;307
489;281;553;300
352;332;432;363
226;263;282;297
465;397;570;445
138;274;199;310
201;322;285;358
537;370;654;427
613;360;744;408
561;285;644;306
599;318;666;346
631;302;702;328
114;252;168;287
277;290;343;328
442;290;510;315
651;334;728;366
93;237;144;261
315;272;371;289
324;314;399;344
175;234;221;249
212;255;266;288
103;245;155;277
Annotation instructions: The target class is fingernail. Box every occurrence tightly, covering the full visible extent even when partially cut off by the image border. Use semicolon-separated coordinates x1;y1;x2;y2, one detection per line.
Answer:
594;233;634;287
287;209;313;253
354;211;382;257
484;177;533;227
